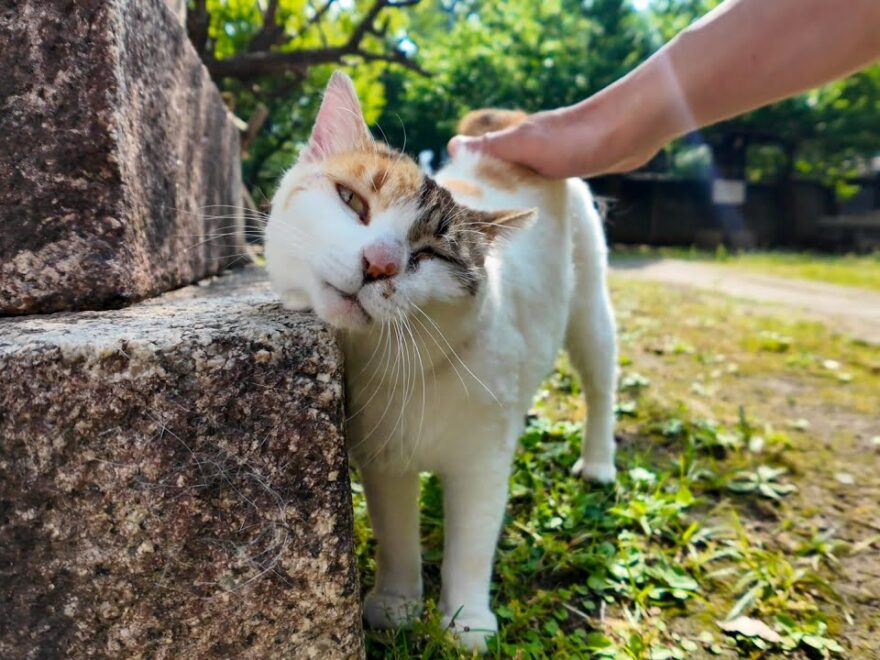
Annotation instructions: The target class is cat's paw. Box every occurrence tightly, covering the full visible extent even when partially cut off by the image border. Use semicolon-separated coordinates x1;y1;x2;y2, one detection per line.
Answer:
572;457;617;484
363;589;423;629
442;608;498;653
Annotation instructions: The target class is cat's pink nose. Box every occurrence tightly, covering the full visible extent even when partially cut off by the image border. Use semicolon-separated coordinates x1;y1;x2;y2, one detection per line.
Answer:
363;241;403;282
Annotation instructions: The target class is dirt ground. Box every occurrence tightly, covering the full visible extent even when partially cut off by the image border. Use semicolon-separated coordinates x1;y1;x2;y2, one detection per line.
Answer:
610;262;880;658
612;258;880;345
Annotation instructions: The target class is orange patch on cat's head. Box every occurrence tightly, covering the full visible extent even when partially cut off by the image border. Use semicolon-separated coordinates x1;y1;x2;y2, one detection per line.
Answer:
321;148;424;216
441;179;484;199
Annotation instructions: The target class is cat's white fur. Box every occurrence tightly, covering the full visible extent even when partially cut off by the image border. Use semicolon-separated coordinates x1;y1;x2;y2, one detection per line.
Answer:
265;72;617;651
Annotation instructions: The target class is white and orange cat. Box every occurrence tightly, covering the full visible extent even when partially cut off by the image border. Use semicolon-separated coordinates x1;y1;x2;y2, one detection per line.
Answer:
265;72;617;651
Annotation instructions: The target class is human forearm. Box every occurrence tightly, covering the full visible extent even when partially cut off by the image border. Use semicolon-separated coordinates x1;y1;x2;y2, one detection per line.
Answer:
452;0;880;179
635;0;880;142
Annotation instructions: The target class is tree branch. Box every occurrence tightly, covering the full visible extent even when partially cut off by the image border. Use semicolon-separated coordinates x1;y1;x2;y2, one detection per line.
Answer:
345;0;392;49
305;0;336;35
249;0;287;53
204;0;427;81
354;49;430;76
205;44;428;80
186;0;211;60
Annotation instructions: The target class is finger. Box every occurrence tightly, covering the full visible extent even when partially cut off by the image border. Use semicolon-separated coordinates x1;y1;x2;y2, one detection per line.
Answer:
447;134;484;158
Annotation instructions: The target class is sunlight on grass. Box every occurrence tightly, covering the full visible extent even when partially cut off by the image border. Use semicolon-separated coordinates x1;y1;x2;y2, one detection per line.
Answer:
354;278;879;659
615;246;880;292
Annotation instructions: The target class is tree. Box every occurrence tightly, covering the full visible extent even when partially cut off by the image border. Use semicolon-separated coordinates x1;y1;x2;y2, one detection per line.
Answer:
647;0;880;188
373;0;652;159
186;0;427;199
190;0;880;199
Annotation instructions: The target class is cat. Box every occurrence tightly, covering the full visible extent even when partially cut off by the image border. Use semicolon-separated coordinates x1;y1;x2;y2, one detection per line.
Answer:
265;71;617;652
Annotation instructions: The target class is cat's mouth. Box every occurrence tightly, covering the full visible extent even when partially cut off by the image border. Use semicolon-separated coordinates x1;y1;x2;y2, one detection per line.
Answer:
322;281;372;325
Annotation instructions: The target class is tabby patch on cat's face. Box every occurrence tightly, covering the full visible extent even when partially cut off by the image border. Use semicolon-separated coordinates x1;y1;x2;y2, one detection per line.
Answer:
264;71;533;330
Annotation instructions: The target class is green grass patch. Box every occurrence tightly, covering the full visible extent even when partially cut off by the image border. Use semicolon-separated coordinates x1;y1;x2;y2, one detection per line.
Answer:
353;278;880;658
614;246;880;292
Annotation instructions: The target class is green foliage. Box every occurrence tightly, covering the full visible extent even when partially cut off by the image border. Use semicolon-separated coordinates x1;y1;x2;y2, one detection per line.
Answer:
645;0;880;185
347;274;880;657
197;0;415;198
201;1;880;202
375;0;652;157
353;386;848;657
614;247;880;292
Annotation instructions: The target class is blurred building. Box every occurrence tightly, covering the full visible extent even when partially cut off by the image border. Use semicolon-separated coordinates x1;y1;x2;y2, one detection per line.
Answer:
591;136;880;253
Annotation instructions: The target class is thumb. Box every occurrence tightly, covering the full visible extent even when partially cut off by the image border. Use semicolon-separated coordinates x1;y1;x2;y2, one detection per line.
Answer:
447;134;485;158
446;124;523;163
448;127;517;160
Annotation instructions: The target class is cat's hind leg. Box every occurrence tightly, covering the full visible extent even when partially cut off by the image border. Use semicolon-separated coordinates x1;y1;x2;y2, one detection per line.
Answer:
566;289;618;483
565;193;618;483
361;468;424;628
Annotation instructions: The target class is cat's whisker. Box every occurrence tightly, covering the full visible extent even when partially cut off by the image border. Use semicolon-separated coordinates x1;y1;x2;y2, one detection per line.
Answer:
412;302;501;407
407;309;470;398
354;322;387;379
365;318;408;465
393;112;408;171
399;313;427;471
346;322;394;423
164;205;269;224
389;313;414;459
181;237;257;254
185;203;269;217
390;315;412;462
360;318;405;458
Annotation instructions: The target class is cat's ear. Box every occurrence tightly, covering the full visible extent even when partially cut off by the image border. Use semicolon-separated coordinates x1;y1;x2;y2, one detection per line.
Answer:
479;208;537;242
301;71;373;163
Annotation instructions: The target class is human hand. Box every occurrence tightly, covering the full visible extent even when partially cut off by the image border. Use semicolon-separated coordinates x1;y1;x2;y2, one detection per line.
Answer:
447;101;664;179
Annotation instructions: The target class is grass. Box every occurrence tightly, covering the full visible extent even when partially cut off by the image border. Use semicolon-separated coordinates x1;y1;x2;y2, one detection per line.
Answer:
354;276;880;658
614;246;880;292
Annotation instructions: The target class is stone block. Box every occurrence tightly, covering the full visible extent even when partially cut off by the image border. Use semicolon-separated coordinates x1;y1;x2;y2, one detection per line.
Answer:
0;268;363;658
0;0;244;315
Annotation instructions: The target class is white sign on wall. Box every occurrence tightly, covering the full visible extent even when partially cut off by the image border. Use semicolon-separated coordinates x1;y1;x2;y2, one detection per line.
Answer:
712;178;747;205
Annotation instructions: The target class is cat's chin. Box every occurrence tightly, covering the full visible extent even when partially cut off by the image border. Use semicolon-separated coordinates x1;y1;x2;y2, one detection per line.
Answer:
318;282;373;329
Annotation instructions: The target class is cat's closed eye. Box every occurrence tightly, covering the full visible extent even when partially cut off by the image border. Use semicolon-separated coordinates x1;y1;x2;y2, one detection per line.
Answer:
336;183;369;223
408;247;438;270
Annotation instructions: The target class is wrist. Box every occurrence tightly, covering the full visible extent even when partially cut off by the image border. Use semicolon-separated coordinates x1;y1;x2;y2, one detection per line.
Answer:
568;69;674;173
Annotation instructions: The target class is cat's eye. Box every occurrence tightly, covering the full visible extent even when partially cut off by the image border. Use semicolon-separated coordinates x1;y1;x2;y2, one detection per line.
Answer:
408;247;439;270
336;184;368;223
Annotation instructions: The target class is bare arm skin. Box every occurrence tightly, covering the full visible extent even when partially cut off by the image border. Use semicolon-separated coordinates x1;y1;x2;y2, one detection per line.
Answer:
449;0;880;178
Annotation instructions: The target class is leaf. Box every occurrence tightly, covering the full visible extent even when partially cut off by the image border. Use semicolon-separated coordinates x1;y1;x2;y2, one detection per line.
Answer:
726;584;763;620
718;616;783;644
584;632;614;649
495;605;514;619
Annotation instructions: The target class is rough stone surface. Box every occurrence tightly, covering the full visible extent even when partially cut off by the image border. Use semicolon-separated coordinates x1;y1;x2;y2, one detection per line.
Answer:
0;0;244;315
165;0;186;25
0;268;363;659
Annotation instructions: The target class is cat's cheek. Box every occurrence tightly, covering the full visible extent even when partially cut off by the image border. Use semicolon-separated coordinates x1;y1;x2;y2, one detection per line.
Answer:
314;289;372;330
357;286;400;323
403;268;467;306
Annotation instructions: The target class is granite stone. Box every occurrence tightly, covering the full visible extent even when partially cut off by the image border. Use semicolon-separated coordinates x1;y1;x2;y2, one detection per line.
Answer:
0;0;244;315
0;268;363;658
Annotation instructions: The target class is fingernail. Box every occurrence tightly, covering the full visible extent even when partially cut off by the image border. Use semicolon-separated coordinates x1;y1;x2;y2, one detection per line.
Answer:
448;136;465;156
450;135;482;157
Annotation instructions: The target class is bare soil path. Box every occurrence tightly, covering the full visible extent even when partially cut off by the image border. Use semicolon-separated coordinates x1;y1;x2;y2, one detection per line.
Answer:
611;258;880;345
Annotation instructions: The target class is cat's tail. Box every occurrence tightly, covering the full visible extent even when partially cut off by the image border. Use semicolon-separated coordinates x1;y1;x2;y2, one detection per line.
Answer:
457;109;529;137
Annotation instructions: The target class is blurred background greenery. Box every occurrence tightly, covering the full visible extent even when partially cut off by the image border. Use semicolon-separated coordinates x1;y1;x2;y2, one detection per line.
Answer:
187;0;880;204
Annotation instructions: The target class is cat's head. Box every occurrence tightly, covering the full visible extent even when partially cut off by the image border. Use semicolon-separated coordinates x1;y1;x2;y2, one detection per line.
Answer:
265;71;534;330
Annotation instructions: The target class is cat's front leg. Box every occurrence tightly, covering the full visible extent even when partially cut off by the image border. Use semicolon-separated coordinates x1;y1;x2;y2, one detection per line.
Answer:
439;460;512;652
361;468;423;628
